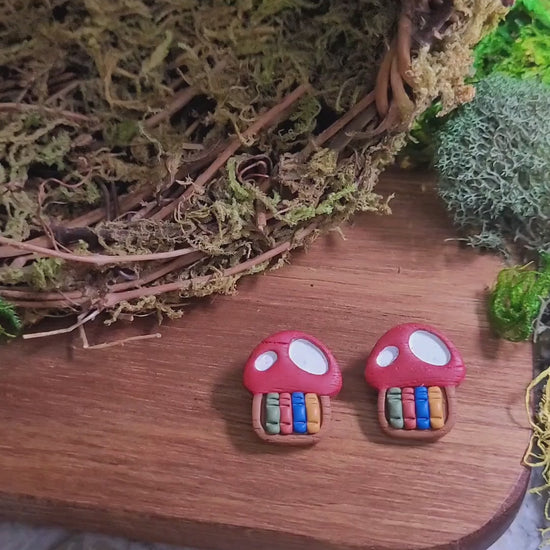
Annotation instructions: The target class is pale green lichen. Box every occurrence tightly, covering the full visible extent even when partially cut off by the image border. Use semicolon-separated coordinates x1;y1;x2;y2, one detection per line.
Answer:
435;74;550;255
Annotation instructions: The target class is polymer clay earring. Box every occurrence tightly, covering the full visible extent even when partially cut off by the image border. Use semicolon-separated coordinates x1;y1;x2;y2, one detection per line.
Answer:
365;323;466;442
243;331;342;445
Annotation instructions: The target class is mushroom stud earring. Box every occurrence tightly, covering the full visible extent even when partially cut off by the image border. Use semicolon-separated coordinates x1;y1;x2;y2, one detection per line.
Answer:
243;331;342;445
365;323;466;442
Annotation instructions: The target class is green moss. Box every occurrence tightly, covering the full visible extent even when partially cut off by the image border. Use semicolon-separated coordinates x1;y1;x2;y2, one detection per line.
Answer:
474;0;550;84
37;130;72;170
56;181;102;206
104;120;140;147
0;298;22;340
0;267;26;286
489;254;550;341
0;0;504;325
30;258;65;290
277;96;322;144
226;158;254;203
0;0;400;256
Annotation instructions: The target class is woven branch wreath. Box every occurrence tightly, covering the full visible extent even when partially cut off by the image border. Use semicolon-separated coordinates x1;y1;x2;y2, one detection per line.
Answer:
0;0;511;337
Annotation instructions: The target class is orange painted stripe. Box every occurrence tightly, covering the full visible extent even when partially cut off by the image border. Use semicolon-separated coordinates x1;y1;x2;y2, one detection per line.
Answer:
305;393;321;434
428;386;445;429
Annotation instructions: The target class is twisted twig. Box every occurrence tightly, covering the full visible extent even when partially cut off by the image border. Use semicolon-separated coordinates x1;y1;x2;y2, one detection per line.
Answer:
0;0;468;337
143;86;197;129
375;41;395;118
0;186;154;259
151;83;312;221
0;102;98;123
2;225;316;314
0;235;197;265
397;0;414;86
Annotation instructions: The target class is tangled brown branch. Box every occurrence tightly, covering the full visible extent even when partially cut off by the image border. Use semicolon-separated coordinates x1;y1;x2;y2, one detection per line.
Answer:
0;0;509;339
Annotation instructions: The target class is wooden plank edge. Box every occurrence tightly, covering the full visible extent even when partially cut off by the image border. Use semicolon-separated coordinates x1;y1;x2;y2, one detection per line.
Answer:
0;467;530;550
434;466;531;550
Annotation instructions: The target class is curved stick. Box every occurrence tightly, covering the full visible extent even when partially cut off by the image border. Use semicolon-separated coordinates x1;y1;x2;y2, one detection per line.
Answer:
4;225;317;312
328;105;378;152
363;101;400;138
151;83;312;221
0;187;153;260
0;235;197;266
389;54;415;123
102;224;317;309
314;91;375;147
374;41;395;118
397;2;414;86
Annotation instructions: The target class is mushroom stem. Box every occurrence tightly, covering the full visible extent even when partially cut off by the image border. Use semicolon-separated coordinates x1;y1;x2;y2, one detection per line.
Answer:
250;393;330;446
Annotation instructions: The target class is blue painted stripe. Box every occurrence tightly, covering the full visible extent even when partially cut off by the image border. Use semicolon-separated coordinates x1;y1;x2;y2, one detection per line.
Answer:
292;392;307;433
414;387;430;430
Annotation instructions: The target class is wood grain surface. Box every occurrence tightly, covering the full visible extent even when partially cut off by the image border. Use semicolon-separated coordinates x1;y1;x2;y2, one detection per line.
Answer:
0;171;533;550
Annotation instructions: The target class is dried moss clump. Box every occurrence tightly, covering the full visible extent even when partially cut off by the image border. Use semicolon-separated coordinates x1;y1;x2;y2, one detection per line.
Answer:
435;74;550;255
0;0;510;331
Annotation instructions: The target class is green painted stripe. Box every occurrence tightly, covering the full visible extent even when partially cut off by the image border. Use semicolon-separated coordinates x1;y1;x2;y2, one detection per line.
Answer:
265;393;281;434
387;387;404;429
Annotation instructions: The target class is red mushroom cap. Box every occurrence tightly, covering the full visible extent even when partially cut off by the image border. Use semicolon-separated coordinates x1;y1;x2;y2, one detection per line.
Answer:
365;323;466;390
243;330;342;396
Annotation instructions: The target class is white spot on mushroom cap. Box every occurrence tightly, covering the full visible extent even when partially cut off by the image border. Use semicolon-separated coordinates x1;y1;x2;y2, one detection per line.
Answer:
408;330;451;366
376;345;399;367
289;339;328;375
254;351;277;371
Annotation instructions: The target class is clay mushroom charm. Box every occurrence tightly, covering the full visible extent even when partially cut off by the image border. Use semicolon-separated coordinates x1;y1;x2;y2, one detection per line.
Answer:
365;323;466;442
243;331;342;445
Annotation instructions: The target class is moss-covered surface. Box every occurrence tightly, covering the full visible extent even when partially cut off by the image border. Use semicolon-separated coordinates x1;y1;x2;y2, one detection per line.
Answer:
402;0;550;168
0;0;508;327
474;0;550;83
489;254;550;341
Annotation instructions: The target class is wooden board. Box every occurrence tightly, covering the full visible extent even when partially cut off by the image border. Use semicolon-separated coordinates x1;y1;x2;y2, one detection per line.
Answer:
0;171;533;550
